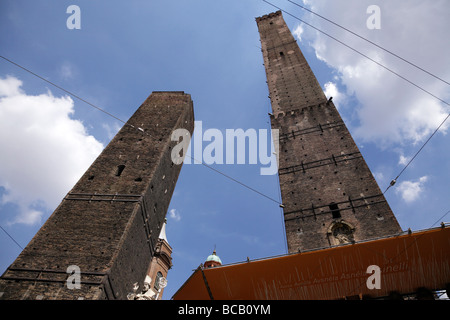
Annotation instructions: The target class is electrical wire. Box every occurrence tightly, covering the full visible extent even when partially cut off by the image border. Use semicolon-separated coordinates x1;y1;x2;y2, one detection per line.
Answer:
383;112;450;194
1;5;448;251
262;0;450;108
284;2;450;191
0;55;128;125
0;55;285;252
186;155;282;205
0;224;23;250
286;0;450;87
0;54;282;204
261;0;450;193
0;7;447;300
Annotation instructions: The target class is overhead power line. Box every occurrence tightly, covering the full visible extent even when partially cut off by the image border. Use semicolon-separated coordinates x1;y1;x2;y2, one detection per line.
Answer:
262;0;450;108
261;0;450;193
287;0;450;87
0;55;128;125
0;54;282;208
187;155;282;205
383;112;450;194
0;224;23;250
1;2;448;219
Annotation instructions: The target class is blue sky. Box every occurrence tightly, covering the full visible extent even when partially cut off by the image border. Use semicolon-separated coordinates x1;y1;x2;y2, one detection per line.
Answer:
0;1;449;299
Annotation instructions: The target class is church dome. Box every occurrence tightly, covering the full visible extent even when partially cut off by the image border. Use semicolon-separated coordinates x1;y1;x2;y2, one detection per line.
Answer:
204;250;222;268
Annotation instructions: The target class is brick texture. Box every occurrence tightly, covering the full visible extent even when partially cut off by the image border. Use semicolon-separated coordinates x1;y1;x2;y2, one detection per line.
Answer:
0;92;194;299
256;12;402;253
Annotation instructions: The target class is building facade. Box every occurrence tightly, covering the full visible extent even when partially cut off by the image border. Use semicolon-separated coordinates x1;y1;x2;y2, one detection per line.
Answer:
145;219;172;300
256;11;402;253
0;91;194;300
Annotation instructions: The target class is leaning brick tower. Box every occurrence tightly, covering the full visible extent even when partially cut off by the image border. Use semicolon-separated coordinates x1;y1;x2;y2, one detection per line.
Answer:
0;91;194;299
256;11;402;253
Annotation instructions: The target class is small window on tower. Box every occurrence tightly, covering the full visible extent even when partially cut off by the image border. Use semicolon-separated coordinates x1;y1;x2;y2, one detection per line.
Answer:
116;165;125;177
279;51;284;57
329;203;341;219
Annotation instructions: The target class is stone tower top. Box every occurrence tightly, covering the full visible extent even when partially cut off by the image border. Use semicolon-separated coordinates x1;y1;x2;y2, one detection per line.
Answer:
256;10;326;118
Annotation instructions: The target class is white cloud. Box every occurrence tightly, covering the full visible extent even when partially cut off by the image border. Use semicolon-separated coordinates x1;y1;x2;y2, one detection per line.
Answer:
323;81;345;110
0;75;104;225
0;75;22;96
59;62;75;80
296;0;450;147
102;122;122;140
398;154;410;166
292;24;304;42
169;208;181;222
395;176;428;203
373;171;384;184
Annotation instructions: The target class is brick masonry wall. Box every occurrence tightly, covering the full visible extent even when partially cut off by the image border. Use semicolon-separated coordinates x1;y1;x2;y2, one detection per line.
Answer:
147;239;172;299
257;12;402;253
0;92;194;299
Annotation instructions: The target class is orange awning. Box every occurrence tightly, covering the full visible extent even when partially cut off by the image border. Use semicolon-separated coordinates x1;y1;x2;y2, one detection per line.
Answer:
172;226;450;300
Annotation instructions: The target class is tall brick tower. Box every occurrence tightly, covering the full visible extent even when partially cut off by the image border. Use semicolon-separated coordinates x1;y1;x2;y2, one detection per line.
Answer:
256;11;402;253
0;91;194;299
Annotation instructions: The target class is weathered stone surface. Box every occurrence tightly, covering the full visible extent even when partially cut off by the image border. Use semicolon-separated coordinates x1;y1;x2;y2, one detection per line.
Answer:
257;11;402;253
0;92;194;299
